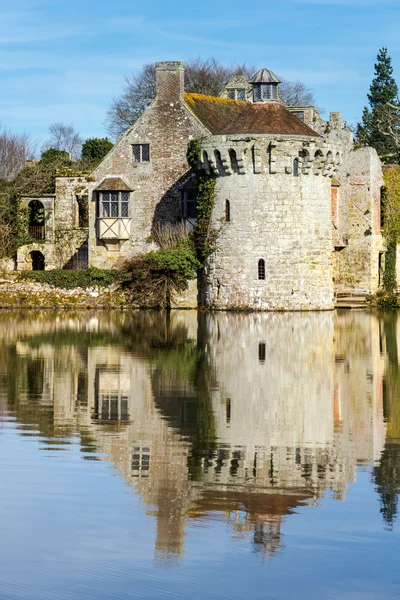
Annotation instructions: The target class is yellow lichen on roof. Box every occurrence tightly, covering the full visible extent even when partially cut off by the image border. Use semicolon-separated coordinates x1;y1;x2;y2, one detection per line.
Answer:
184;92;249;108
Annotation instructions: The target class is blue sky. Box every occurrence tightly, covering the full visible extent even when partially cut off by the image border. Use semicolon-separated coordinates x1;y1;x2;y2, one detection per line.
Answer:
1;0;400;144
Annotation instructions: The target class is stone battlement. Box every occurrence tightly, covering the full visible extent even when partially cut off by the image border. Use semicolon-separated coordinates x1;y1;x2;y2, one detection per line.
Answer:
198;137;342;178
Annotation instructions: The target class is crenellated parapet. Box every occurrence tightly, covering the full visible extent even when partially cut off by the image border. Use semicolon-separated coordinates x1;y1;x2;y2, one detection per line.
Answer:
198;136;342;178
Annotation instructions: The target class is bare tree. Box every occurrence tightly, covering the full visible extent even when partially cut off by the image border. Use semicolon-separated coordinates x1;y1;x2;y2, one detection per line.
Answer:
105;59;256;139
0;125;36;181
185;58;255;97
43;122;83;161
105;59;318;139
278;78;316;107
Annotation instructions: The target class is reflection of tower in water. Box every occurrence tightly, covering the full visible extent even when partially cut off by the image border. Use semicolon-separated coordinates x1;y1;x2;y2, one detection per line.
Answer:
1;309;390;562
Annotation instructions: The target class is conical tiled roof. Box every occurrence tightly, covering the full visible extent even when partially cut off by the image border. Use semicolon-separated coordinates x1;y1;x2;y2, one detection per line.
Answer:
184;93;320;137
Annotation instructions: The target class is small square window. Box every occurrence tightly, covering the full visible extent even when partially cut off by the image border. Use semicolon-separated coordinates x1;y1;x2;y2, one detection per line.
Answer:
132;144;150;163
292;111;305;122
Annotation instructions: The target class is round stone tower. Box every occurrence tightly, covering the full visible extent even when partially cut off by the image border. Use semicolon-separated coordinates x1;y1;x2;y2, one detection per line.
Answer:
195;69;341;311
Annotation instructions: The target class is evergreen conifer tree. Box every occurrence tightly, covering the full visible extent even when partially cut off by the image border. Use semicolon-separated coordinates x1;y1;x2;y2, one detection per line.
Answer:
357;48;399;161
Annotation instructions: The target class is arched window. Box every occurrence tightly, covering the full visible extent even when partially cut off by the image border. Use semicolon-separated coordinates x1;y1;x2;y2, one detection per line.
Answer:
225;200;231;222
229;149;239;173
314;150;324;175
293;158;299;177
258;259;265;280
28;200;45;241
214;149;223;174
299;149;309;174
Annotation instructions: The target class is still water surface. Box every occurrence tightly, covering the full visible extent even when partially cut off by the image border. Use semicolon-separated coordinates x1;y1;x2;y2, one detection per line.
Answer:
1;310;400;599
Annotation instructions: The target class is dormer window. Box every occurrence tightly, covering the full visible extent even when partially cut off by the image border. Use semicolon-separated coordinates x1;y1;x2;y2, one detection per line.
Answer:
227;88;246;101
250;68;281;103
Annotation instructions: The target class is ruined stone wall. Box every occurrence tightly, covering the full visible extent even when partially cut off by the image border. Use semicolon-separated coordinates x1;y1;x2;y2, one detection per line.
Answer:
333;147;384;294
88;64;207;269
17;176;90;271
200;136;338;310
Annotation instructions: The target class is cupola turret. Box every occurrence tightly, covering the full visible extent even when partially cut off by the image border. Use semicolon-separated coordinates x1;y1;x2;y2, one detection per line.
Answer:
250;68;281;102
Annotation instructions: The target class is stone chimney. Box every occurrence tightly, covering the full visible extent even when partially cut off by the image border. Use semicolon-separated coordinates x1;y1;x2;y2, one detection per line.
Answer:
155;61;184;104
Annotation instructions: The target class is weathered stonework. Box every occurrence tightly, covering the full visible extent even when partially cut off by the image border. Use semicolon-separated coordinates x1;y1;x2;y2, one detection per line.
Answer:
17;176;90;271
87;62;207;268
199;136;341;310
14;62;386;310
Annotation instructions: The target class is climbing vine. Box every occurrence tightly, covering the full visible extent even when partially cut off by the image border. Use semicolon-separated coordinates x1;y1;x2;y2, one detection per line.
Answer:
382;166;400;291
187;139;217;262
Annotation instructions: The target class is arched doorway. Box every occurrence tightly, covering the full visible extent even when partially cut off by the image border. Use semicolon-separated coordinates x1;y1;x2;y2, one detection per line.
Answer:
30;251;45;271
28;200;45;240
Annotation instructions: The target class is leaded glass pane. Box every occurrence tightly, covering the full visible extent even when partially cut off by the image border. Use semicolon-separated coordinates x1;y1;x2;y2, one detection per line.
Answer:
132;144;141;162
253;84;262;102
121;192;129;202
227;89;235;100
262;84;271;100
237;89;245;101
141;144;150;162
121;202;129;217
111;192;119;217
101;192;110;217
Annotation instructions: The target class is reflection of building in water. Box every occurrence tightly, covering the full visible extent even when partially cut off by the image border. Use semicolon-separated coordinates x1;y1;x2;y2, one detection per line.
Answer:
1;310;388;561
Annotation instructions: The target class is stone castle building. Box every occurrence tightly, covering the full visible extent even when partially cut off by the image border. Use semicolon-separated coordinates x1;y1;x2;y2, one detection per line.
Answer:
17;61;385;310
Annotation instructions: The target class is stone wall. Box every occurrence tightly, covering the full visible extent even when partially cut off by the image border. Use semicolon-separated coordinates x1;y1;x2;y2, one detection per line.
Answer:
17;176;90;271
200;135;339;310
0;275;198;309
87;63;207;269
333;147;385;295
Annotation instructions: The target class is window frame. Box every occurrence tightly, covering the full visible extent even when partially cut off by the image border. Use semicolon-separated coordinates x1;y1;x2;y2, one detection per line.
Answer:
225;199;231;222
258;259;266;280
181;189;197;223
132;143;150;163
98;191;130;218
227;88;246;101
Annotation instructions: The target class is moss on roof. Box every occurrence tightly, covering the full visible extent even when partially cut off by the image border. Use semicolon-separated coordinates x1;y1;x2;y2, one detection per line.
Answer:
184;92;320;137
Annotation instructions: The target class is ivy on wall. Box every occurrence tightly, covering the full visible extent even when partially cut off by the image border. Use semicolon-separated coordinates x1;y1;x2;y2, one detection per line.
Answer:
187;139;217;262
382;166;400;291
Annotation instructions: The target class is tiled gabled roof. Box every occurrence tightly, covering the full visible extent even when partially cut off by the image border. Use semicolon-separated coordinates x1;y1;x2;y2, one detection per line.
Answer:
185;93;248;134
185;92;321;137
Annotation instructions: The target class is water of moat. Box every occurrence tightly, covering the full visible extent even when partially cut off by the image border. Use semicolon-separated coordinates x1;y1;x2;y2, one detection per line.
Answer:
1;309;400;599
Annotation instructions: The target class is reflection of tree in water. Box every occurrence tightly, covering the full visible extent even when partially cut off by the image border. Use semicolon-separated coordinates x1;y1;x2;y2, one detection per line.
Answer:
374;313;400;529
149;314;217;479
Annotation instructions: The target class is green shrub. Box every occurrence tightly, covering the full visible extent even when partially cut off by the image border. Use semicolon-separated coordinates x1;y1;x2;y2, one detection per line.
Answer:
123;247;201;308
148;248;201;280
19;268;122;289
